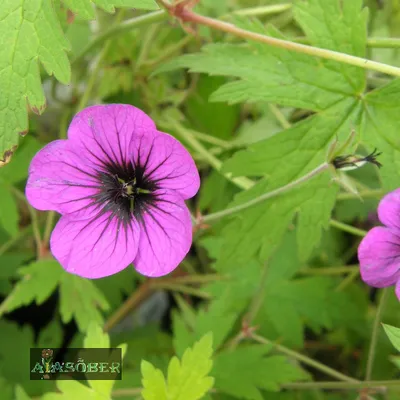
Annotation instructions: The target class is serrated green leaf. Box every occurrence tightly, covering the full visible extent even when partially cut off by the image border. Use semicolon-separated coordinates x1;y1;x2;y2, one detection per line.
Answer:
141;360;168;400
212;346;308;400
383;324;400;352
0;183;18;237
59;273;109;332
83;323;127;397
168;333;214;400
142;334;214;400
84;321;110;348
173;298;237;357
217;99;360;268
363;79;400;190
156;39;347;111
293;0;367;92
0;259;62;316
0;0;158;163
0;0;70;161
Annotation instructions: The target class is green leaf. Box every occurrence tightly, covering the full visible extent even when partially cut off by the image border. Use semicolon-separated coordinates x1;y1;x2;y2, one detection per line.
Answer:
212;346;309;400
14;386;30;400
0;321;34;387
362;79;400;190
0;1;70;162
0;136;41;183
168;333;214;400
185;75;240;140
141;360;168;400
63;0;159;19
59;273;109;332
142;333;214;400
84;321;110;348
216;99;360;269
0;259;62;316
0;183;18;237
173;298;237;357
83;322;127;397
383;324;400;352
0;259;109;332
37;320;64;349
0;0;158;163
294;0;367;92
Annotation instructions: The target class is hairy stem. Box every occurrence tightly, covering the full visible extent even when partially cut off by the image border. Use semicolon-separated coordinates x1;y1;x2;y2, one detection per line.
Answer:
252;333;358;383
282;380;399;390
202;163;330;223
163;3;400;77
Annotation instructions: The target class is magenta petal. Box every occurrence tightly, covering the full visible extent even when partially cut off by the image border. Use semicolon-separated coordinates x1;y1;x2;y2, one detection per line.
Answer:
50;208;140;279
358;226;400;288
67;104;156;166
396;280;400;301
130;131;200;200
377;189;400;232
26;140;99;215
133;192;192;277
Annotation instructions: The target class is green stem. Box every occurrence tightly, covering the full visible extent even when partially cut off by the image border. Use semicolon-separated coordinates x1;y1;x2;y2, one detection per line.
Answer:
11;187;42;256
152;282;212;299
0;225;33;257
231;3;292;18
72;11;167;65
282;380;399;390
170;4;400;77
337;189;384;200
165;274;226;284
335;269;360;292
252;333;358;383
365;288;389;380
268;104;291;129
246;262;270;324
329;219;367;237
43;211;57;245
296;36;400;49
367;37;400;48
299;265;360;276
189;129;236;149
202;163;330;223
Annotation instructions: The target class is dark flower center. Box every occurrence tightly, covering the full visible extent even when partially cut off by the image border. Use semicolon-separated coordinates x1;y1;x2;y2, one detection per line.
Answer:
96;160;159;224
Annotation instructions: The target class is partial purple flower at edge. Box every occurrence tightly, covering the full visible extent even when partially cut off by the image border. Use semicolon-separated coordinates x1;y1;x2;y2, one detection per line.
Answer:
26;104;200;279
358;189;400;300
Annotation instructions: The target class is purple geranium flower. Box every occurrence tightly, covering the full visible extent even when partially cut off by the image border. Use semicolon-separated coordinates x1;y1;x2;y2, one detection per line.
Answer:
358;189;400;300
26;104;200;278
